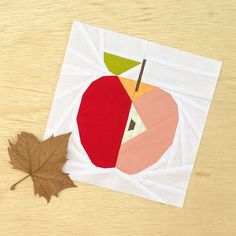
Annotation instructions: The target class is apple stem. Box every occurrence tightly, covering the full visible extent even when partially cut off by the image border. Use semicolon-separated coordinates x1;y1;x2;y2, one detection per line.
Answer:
135;59;146;92
10;174;31;190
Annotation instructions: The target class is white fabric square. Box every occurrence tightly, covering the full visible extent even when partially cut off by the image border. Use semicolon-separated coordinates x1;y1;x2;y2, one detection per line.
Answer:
45;21;221;207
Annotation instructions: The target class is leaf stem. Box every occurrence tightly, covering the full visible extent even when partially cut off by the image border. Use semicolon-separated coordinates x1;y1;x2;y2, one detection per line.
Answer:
10;174;31;190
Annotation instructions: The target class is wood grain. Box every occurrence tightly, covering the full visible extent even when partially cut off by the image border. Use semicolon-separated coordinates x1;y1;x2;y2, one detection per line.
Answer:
0;0;235;235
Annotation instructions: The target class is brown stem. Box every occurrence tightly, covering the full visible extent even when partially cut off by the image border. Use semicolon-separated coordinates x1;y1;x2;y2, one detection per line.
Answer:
10;174;31;190
135;59;146;92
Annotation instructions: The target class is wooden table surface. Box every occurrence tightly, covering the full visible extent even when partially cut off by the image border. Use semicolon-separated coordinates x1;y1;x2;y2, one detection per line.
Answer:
0;1;235;235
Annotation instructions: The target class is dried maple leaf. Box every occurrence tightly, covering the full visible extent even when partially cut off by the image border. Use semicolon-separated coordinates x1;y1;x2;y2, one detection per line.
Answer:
8;132;76;202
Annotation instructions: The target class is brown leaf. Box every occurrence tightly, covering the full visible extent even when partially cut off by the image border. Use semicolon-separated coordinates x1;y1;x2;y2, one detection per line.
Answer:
8;132;76;202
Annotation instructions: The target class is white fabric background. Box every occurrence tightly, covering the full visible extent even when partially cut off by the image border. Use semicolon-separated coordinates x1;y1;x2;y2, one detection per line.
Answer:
44;21;221;207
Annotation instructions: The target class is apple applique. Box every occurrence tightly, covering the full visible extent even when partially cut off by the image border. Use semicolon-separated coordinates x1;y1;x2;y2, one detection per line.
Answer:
77;53;178;174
